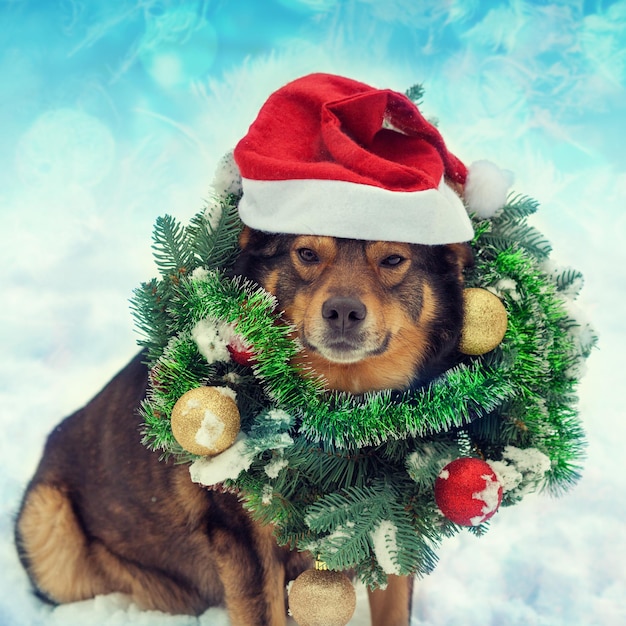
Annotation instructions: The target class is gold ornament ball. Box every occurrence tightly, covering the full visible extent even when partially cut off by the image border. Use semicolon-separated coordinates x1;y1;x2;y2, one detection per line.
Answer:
459;288;508;355
170;386;240;456
289;569;356;626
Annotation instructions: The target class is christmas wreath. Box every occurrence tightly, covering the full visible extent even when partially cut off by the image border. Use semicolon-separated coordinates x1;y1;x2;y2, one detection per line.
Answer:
131;76;596;594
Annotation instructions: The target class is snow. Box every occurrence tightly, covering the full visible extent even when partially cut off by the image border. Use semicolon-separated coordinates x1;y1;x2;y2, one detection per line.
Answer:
190;267;210;282
490;278;521;302
214;386;237;403
219;325;252;360
48;594;231;626
2;2;626;625
487;460;523;494
264;454;288;478
212;151;242;199
191;318;231;364
267;409;292;424
191;315;252;367
501;446;551;477
189;432;254;486
370;520;401;576
204;199;223;232
261;484;274;505
488;446;551;497
542;261;585;299
195;408;226;450
469;475;502;526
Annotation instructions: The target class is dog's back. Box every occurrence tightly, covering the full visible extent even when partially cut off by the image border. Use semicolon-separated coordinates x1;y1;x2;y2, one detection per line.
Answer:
15;353;312;622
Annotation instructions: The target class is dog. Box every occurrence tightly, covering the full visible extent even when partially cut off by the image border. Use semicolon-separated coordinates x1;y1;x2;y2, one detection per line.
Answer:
15;226;473;626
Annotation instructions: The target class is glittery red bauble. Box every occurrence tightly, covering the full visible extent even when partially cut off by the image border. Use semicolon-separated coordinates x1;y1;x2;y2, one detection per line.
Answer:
227;343;256;366
434;458;503;526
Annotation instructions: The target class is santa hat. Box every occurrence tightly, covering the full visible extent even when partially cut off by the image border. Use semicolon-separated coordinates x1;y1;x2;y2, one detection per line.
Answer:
233;73;512;245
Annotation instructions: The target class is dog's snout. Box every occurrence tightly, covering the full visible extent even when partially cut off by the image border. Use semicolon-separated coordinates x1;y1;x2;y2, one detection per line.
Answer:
322;296;367;332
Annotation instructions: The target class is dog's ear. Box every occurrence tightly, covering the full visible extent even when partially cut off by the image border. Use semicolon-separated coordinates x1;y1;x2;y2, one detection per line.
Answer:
445;243;475;278
238;226;253;250
238;227;284;257
232;227;291;279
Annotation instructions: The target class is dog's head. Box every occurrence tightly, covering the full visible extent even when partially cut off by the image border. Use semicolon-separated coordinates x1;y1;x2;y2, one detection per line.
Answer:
234;228;473;394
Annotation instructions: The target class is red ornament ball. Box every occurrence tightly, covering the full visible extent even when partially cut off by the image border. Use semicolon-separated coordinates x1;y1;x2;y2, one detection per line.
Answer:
434;457;503;526
227;341;256;366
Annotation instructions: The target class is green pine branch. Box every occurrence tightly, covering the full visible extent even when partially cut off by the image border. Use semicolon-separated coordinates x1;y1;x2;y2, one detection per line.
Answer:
151;215;195;278
554;267;584;295
482;222;552;260
405;84;425;106
500;194;539;219
187;194;242;270
129;278;171;363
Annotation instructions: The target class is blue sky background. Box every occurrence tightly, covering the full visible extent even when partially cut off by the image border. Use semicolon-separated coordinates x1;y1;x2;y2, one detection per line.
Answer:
1;1;625;624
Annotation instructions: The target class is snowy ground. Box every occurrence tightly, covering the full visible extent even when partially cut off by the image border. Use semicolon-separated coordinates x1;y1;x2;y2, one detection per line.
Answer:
1;2;626;625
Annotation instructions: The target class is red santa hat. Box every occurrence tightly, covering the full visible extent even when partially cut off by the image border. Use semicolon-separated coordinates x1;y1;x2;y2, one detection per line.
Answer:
233;73;512;244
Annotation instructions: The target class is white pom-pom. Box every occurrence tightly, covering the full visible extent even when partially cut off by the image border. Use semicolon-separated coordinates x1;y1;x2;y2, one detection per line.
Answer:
465;160;514;218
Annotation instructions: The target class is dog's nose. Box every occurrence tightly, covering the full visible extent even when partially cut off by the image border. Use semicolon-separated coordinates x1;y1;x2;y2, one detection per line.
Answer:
322;297;367;332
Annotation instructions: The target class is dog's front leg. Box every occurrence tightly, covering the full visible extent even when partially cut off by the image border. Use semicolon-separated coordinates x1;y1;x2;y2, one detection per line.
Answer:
212;524;287;626
368;574;413;626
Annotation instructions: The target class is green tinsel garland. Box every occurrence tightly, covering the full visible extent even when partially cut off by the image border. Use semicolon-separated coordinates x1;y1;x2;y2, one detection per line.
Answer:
132;172;596;589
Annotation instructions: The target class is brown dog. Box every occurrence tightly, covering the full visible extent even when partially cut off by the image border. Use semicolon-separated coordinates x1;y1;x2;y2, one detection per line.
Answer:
15;229;473;626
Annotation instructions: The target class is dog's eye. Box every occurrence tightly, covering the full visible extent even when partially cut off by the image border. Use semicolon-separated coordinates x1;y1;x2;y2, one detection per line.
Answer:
380;255;405;268
297;248;320;264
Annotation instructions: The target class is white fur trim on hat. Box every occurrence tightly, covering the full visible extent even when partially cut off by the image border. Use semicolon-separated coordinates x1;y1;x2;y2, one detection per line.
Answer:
465;160;514;219
238;176;474;245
